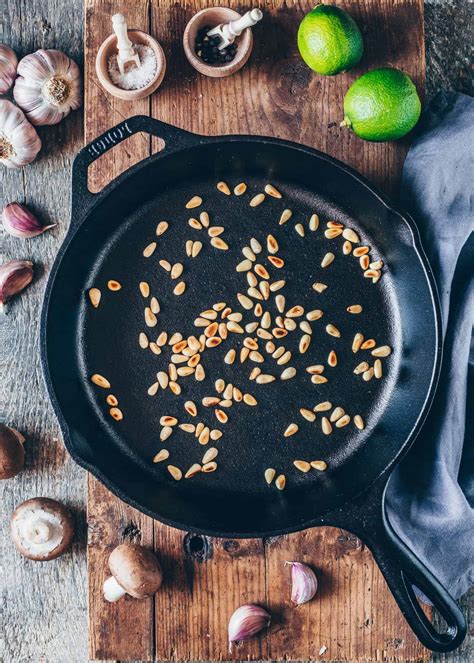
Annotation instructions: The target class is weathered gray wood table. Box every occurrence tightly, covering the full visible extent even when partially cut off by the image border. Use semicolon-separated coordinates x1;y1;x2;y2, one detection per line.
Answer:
1;1;472;661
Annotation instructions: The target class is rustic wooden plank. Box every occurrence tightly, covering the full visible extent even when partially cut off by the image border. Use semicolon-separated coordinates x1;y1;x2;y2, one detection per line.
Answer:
83;0;428;660
84;0;156;660
144;1;428;662
87;478;155;661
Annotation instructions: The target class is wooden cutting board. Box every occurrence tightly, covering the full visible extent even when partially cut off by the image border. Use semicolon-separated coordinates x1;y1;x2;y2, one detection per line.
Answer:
85;1;427;660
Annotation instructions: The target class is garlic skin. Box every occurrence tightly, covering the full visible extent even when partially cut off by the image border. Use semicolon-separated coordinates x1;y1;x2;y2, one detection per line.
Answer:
0;45;18;94
0;260;33;311
228;604;271;652
0;100;41;168
2;202;56;239
287;561;318;605
14;49;82;126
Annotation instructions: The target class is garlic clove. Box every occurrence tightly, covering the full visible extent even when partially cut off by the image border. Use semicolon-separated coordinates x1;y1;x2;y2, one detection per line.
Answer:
287;561;318;605
0;100;41;168
228;604;271;652
0;44;18;94
14;49;82;126
0;260;33;311
2;202;56;239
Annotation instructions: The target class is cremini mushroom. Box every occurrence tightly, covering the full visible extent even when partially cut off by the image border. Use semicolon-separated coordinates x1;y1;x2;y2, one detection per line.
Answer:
103;543;163;602
10;497;74;560
0;423;25;479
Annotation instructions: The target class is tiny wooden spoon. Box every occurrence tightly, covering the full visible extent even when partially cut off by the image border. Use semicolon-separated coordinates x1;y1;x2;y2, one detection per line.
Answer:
208;8;263;50
112;13;140;74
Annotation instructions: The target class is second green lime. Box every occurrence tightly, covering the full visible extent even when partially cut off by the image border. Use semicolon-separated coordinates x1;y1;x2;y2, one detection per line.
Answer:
342;68;422;141
297;4;364;76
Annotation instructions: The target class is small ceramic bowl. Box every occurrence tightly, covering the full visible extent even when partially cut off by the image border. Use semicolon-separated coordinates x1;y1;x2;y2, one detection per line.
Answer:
183;7;253;78
96;30;166;101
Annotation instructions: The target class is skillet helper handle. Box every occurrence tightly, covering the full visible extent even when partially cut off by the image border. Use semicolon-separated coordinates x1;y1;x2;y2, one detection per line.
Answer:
71;115;196;215
322;475;467;653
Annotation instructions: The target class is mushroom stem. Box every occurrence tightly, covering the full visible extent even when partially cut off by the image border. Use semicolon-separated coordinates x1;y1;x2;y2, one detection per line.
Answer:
24;518;53;544
103;575;127;602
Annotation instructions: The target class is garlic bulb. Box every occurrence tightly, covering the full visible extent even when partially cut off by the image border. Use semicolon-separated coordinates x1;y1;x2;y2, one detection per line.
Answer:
0;44;18;93
0;100;41;168
13;49;82;126
0;260;33;311
2;202;56;238
287;561;318;605
228;604;271;652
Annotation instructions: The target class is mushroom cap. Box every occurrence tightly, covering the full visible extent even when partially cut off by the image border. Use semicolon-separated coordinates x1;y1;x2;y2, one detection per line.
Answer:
10;497;74;561
108;543;163;598
0;423;25;479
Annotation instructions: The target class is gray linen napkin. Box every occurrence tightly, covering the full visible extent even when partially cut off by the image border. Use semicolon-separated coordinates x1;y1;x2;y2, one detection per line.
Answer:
386;91;474;599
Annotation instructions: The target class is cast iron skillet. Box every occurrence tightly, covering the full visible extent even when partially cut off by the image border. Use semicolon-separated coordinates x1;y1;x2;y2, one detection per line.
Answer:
41;116;466;652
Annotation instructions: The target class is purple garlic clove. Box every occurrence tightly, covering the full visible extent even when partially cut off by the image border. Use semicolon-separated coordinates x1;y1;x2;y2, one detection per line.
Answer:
287;561;318;605
0;260;34;311
2;202;56;238
228;604;271;652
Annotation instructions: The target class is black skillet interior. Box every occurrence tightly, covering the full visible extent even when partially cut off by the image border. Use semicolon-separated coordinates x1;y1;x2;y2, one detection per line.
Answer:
41;117;467;653
43;118;439;536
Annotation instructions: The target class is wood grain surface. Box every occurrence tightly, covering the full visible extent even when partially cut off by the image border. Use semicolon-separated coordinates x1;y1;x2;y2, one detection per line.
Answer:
2;0;472;662
85;1;430;661
1;1;87;661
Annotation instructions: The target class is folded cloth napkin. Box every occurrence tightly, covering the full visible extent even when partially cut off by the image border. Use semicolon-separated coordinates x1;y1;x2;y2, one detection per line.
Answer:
386;91;474;599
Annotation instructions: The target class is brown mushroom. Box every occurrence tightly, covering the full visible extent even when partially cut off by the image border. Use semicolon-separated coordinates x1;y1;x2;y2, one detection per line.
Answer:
0;423;25;479
10;497;74;561
103;543;163;602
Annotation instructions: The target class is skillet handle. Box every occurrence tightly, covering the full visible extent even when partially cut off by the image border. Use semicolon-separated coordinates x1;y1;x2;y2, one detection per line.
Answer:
71;115;198;216
321;474;467;653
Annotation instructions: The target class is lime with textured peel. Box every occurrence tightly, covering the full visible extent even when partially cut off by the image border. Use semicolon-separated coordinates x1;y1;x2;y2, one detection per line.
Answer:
342;68;422;141
297;4;363;76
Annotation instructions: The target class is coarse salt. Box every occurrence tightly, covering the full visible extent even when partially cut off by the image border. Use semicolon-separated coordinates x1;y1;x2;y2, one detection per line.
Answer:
107;44;157;90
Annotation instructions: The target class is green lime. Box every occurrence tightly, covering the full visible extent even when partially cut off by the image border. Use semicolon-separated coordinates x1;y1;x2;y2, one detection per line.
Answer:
297;4;363;76
342;68;422;141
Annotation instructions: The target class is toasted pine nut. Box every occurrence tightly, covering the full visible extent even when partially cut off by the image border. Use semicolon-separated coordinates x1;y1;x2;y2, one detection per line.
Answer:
186;196;202;209
250;193;265;207
279;209;292;225
88;288;101;307
321;417;332;435
217;181;231;195
265;468;276;484
91;373;111;389
264;184;282;198
294;460;311;472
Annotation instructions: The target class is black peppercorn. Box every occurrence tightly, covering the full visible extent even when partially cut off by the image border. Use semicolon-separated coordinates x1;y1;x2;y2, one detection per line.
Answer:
194;25;238;65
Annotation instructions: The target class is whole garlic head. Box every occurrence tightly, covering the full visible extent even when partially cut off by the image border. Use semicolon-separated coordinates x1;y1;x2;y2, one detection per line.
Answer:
0;100;41;168
13;49;82;126
0;44;18;94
